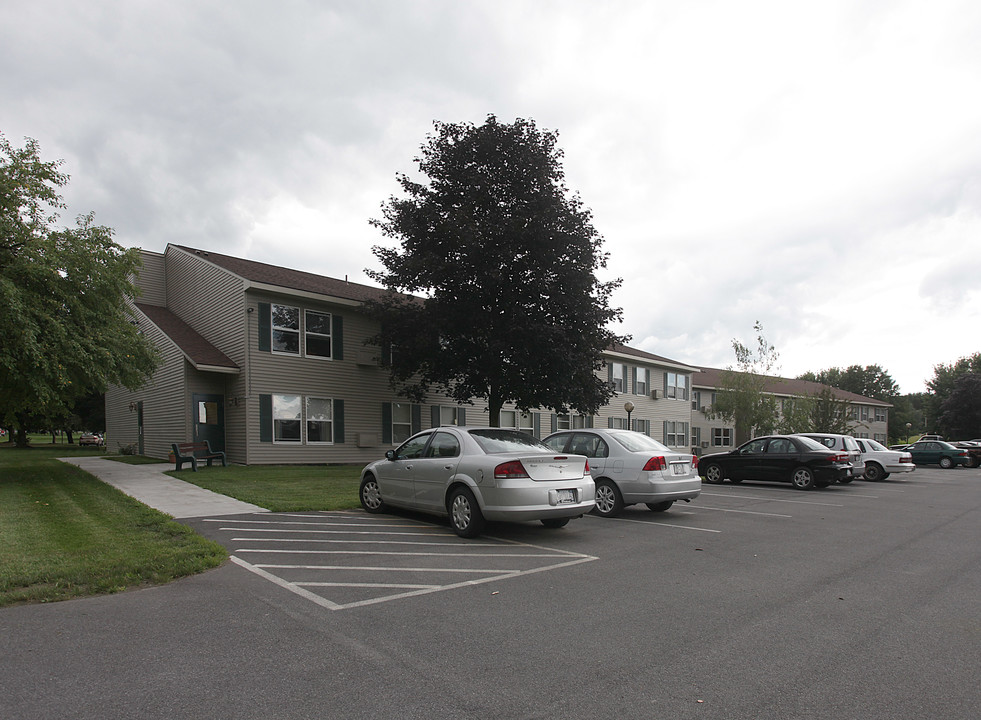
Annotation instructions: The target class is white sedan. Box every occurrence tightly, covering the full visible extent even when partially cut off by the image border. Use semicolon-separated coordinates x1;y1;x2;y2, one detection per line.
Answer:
854;438;915;481
360;427;595;538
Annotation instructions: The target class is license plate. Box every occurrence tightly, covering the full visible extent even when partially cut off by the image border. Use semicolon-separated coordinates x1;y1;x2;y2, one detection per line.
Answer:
556;489;575;504
671;464;688;476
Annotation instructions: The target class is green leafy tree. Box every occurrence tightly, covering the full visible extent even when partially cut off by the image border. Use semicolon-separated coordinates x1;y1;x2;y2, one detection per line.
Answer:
0;134;157;447
798;364;899;400
926;353;981;434
365;116;627;426
937;372;981;439
712;322;780;443
776;387;853;434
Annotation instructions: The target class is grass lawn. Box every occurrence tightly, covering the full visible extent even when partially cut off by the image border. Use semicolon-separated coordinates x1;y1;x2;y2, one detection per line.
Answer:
167;463;363;512
0;444;227;607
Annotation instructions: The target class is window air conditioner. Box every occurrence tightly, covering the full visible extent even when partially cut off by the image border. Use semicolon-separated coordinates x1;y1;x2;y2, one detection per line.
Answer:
651;389;660;400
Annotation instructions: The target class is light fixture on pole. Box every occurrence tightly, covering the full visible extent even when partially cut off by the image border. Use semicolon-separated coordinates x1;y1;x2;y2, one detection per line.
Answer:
624;401;635;430
905;422;912;444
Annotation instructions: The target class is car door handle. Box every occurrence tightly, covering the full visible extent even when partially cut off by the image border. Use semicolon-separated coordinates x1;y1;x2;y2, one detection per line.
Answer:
443;465;454;470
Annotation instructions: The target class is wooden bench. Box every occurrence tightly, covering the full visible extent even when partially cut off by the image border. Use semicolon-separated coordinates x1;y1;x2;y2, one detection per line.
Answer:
172;441;227;472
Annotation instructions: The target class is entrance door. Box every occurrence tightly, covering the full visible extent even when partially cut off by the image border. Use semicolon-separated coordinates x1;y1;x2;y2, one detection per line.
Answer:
192;394;225;452
137;401;144;455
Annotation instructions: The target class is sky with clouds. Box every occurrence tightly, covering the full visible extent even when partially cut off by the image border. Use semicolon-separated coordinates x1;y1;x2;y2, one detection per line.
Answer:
4;0;979;394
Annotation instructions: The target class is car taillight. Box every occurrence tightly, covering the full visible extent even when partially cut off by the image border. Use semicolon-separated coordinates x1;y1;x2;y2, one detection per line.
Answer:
642;456;667;472
833;453;849;462
585;460;590;473
900;456;913;463
692;456;698;469
494;460;529;479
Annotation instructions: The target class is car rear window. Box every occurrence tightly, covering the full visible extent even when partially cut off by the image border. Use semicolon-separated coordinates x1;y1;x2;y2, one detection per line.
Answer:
796;436;829;451
468;429;551;453
608;431;671;453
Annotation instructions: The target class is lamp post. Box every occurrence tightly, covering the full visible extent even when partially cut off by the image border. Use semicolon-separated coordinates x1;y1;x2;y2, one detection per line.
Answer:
624;401;635;430
905;422;912;444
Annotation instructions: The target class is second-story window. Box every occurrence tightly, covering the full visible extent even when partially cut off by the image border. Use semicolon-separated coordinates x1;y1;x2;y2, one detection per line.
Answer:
665;372;689;400
272;304;300;355
305;310;332;358
635;368;649;396
611;363;627;393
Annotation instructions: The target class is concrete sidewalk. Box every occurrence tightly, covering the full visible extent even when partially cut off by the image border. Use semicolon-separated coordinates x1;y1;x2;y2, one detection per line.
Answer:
61;457;267;519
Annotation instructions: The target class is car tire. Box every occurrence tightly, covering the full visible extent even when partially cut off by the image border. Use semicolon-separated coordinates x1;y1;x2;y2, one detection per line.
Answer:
791;466;816;490
966;456;979;468
541;517;570;529
864;463;885;482
703;463;725;484
359;475;386;514
939;456;953;469
448;486;485;538
593;479;624;517
646;501;674;512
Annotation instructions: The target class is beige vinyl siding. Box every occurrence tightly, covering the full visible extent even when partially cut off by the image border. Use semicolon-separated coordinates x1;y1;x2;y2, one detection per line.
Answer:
136;250;167;306
105;316;188;459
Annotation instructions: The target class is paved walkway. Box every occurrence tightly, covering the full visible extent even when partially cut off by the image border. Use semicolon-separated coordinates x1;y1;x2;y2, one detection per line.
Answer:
61;457;267;519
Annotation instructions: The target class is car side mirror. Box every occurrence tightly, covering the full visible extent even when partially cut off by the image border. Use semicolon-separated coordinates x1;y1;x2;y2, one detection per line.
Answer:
385;450;397;461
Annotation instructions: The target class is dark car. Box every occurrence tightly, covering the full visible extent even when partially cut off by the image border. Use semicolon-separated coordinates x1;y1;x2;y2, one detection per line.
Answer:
904;440;970;469
950;441;981;468
698;435;851;490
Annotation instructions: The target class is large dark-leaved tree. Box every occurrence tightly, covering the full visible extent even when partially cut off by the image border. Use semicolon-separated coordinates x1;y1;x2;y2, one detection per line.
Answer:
365;116;627;426
0;134;157;446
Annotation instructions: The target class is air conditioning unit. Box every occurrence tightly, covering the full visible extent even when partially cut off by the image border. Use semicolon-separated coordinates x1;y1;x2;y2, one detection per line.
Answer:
651;389;660;400
701;441;709;448
355;349;378;366
700;406;710;413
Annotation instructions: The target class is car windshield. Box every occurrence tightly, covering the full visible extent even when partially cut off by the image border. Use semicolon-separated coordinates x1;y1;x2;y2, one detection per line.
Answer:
796;436;828;451
468;429;551;454
608;431;671;453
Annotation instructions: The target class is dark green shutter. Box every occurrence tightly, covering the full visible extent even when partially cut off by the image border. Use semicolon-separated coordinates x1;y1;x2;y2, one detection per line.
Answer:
382;403;392;444
332;315;343;360
458;408;467;425
431;405;440;427
411;405;422;434
586;416;594;428
551;414;557;433
532;412;541;438
631;367;637;394
333;399;344;444
258;303;271;352
259;394;272;442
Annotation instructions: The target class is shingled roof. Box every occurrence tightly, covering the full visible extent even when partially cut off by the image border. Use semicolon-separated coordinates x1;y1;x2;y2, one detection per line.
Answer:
136;302;239;373
173;245;396;304
694;367;891;407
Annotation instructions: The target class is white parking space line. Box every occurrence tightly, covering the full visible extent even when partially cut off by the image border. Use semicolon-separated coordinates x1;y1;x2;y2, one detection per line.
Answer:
586;514;721;533
691;505;792;518
699;491;845;507
220;513;597;610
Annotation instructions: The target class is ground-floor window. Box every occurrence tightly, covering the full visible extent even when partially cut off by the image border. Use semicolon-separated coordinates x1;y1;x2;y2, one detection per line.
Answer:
261;394;343;444
273;394;302;442
712;427;732;447
664;421;689;447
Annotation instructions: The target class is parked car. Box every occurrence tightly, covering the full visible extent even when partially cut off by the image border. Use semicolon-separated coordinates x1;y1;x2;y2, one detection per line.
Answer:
853;438;915;481
794;433;865;483
904;440;970;469
542;428;699;517
359;427;596;538
78;432;104;447
699;435;851;490
949;441;981;468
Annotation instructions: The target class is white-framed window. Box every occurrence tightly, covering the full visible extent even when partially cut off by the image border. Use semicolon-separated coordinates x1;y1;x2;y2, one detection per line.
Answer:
555;413;587;431
439;406;462;426
861;406;870;421
691;426;702;448
392;402;413;444
632;418;650;435
518;412;534;434
665;372;689;400
635;368;649;396
692;390;701;411
272;394;302;442
306;396;333;443
874;408;886;422
611;363;627;393
712;427;732;447
272;304;300;355
664;421;689;446
610;417;628;429
304;310;332;359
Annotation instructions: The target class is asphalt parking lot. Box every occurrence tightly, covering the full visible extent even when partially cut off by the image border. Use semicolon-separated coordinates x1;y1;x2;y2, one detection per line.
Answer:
2;466;979;720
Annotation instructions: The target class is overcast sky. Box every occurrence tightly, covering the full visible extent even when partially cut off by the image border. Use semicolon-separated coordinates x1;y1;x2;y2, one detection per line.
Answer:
4;0;979;394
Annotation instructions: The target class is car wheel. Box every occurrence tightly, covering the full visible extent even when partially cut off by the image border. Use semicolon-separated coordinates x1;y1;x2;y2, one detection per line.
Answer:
593;479;624;517
646;501;674;512
359;475;386;513
863;463;884;482
448;486;485;538
541;517;570;529
791;466;816;490
703;463;725;484
939;456;953;469
965;456;979;468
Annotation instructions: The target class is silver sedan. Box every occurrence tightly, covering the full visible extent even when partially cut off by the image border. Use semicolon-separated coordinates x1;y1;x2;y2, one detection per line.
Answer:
360;426;596;538
543;429;700;517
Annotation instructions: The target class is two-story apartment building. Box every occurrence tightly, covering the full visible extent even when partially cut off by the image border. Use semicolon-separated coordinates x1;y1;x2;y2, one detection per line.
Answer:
106;244;701;464
691;367;892;451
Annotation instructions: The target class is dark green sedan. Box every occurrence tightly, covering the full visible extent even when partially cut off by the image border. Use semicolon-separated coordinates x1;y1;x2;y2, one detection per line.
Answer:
904;440;970;468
